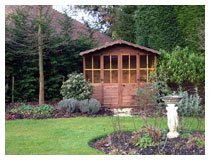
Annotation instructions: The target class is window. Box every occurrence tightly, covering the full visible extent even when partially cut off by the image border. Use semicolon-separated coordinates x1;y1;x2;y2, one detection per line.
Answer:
122;55;136;83
85;56;100;83
140;55;155;82
104;56;118;83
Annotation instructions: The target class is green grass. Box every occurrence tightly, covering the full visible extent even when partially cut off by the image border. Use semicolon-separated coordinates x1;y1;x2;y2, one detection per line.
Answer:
5;116;205;155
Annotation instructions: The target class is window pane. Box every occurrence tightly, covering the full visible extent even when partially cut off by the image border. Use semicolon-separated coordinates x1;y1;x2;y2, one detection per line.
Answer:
104;71;110;83
85;71;92;82
140;55;147;68
85;56;92;69
148;55;155;68
94;70;100;83
130;56;136;69
123;56;129;69
140;70;147;82
104;56;110;69
93;56;100;69
112;56;118;69
130;70;136;83
122;70;129;83
112;70;118;83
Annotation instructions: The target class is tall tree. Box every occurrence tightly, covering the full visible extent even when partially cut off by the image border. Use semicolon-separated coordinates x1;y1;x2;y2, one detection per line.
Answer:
6;6;56;103
114;5;137;42
73;5;120;36
38;6;45;105
175;5;205;52
134;6;184;51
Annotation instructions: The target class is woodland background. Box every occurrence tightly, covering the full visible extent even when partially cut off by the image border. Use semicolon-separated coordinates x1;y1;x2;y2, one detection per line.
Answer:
5;5;205;103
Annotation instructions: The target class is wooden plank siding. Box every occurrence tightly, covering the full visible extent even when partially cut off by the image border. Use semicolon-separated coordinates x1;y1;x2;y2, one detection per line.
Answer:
84;44;157;108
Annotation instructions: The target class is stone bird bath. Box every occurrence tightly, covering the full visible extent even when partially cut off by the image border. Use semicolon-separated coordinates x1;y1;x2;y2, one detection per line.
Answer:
161;95;183;138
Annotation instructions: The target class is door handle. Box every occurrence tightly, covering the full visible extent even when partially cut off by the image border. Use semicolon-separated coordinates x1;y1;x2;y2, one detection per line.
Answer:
122;84;126;87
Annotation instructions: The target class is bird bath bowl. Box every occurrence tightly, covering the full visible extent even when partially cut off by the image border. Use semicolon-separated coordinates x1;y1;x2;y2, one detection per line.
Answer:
161;95;183;139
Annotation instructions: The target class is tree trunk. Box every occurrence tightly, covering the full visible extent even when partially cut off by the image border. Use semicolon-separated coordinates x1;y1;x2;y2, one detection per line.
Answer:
38;6;45;105
12;75;14;103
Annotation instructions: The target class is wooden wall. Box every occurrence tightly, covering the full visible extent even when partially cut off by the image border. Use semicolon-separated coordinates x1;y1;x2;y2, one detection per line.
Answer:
84;44;157;108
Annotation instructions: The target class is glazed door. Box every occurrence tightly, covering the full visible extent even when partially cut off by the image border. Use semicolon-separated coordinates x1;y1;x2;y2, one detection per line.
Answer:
121;55;138;106
103;55;119;107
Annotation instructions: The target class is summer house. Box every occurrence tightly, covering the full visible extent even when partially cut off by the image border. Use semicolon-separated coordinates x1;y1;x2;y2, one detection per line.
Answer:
80;40;161;108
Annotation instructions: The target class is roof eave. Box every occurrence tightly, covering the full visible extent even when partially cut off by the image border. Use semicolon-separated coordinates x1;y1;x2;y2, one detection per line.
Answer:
80;40;161;56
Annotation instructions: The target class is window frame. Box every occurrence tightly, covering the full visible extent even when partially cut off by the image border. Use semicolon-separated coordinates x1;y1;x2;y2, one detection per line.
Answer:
104;55;118;83
84;55;101;83
139;55;156;83
122;55;137;83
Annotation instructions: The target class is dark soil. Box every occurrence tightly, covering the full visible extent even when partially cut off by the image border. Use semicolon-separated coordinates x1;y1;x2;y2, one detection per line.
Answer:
89;131;205;155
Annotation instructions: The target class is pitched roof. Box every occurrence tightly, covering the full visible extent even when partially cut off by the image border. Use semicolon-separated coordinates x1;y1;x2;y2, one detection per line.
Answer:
80;40;161;55
5;5;113;45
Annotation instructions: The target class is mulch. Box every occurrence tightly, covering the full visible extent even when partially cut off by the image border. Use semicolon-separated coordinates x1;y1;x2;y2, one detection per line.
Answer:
89;131;205;155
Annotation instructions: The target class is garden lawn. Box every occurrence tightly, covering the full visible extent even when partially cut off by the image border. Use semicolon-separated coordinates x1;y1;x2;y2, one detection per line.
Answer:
5;116;205;155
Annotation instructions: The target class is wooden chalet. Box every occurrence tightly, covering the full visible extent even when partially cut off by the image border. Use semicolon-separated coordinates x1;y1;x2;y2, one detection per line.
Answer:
80;40;161;108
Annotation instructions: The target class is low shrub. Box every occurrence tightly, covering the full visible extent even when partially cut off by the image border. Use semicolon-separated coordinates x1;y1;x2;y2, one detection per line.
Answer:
58;98;79;113
10;104;55;118
17;104;34;115
174;88;204;117
136;80;171;109
34;104;55;117
79;98;101;114
60;73;94;100
135;133;158;148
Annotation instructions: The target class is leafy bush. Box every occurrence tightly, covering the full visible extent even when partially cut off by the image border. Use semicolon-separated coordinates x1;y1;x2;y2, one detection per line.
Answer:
157;46;205;87
60;73;94;100
34;104;55;117
79;98;101;114
58;98;79;113
174;88;204;117
18;104;34;115
136;80;171;109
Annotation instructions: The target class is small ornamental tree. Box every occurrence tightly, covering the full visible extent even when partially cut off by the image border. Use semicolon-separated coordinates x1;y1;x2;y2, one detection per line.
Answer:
60;73;94;100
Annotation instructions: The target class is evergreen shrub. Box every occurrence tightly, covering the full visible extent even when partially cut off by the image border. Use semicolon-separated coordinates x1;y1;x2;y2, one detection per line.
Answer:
60;73;94;100
58;98;79;113
157;47;205;87
79;98;101;114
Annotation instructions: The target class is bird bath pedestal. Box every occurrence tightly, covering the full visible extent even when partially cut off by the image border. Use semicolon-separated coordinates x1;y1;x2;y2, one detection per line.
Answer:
161;95;183;139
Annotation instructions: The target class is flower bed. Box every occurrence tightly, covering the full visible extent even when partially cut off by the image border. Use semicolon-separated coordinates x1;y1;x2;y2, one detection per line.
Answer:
89;131;205;155
5;102;114;120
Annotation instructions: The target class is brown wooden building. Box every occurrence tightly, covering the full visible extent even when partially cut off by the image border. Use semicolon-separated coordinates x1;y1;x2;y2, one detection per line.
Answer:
80;40;161;108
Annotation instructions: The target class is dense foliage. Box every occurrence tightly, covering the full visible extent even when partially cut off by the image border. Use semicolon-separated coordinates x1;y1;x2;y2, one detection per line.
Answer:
60;73;94;100
79;98;101;114
134;6;184;51
78;5;204;53
157;47;205;87
5;7;95;103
